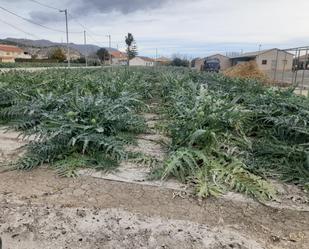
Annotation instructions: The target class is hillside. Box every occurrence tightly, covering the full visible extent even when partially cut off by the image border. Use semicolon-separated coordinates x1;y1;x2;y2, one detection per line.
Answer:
2;38;117;56
23;46;83;60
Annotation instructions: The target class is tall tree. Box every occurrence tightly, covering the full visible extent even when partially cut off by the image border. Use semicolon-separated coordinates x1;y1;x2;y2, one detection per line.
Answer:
96;48;110;65
125;33;138;65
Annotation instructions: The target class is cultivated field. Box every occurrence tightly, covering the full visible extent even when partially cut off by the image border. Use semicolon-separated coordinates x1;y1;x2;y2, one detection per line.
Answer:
0;67;308;248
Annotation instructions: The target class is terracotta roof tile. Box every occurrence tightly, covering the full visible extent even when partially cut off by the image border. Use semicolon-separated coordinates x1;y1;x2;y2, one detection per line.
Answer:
110;50;126;58
0;44;23;53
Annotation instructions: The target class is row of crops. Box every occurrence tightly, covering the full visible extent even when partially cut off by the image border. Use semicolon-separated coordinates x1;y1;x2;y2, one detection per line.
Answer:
0;67;308;199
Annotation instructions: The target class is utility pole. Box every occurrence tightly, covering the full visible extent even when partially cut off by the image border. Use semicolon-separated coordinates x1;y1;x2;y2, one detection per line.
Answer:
155;48;158;66
84;30;87;67
258;44;262;53
106;34;112;65
60;9;70;68
256;44;262;61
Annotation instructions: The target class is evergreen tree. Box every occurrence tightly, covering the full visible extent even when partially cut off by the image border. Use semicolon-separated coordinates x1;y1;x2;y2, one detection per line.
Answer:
125;33;138;65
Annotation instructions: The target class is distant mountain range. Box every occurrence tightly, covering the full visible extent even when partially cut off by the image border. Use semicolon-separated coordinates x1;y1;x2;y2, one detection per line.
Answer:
1;38;118;56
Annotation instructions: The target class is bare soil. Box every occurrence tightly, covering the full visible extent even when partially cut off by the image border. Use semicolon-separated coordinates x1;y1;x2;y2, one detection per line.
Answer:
0;129;308;249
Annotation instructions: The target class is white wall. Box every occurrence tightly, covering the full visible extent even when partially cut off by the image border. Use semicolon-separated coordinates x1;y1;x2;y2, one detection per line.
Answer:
256;50;293;71
130;57;154;66
0;50;22;57
16;53;32;59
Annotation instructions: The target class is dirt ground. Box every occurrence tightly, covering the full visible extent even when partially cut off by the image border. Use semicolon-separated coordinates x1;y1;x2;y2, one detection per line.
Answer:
0;128;309;249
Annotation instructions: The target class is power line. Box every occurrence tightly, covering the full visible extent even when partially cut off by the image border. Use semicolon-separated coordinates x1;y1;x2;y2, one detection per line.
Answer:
29;0;92;38
28;0;61;11
30;0;121;48
67;13;105;46
29;0;85;38
68;13;100;40
0;18;41;39
67;12;123;48
0;6;64;33
29;0;119;48
68;13;87;30
0;6;82;34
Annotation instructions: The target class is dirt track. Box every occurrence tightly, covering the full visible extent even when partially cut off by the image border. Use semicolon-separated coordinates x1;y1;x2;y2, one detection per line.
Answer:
0;168;308;249
0;129;308;249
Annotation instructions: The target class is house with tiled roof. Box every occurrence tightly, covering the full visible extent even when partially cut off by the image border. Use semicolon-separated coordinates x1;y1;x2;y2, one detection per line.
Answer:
0;44;31;63
109;50;127;65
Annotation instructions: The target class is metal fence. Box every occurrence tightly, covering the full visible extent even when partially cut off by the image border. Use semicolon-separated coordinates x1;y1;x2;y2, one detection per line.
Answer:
267;46;309;96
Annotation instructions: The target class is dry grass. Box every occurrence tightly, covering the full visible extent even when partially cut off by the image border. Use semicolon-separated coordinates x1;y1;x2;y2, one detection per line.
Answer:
224;61;270;83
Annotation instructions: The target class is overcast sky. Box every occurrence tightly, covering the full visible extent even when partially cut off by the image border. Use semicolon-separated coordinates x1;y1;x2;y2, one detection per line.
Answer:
0;0;308;57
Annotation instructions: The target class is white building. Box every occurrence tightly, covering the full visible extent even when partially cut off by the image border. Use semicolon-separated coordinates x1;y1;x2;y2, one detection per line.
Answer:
0;44;31;62
130;56;155;66
109;50;127;65
231;49;294;72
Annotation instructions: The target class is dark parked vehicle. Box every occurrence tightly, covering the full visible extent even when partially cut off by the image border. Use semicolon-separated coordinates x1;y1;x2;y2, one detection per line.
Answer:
203;58;220;73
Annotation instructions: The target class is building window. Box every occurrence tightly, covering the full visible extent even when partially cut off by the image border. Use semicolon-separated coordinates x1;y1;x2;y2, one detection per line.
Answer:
262;60;267;65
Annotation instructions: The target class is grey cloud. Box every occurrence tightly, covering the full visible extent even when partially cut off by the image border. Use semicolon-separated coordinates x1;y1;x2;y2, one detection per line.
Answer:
72;0;171;15
29;11;64;24
128;19;159;24
28;0;174;24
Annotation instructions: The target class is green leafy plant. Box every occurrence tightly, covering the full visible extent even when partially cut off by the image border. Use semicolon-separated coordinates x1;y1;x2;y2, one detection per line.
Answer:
1;67;308;200
153;70;309;200
0;68;148;175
